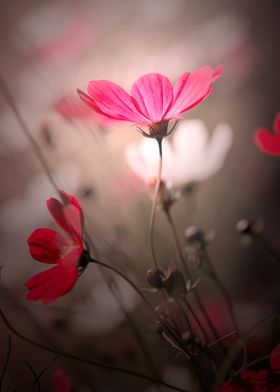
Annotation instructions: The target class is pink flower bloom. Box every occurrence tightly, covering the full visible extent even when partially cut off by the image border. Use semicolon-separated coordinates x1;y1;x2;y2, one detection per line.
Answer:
78;66;223;138
25;191;85;304
54;370;72;392
254;113;280;156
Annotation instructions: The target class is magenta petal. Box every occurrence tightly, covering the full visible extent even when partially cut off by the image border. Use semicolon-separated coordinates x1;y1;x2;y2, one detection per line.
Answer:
47;197;70;232
27;228;67;264
25;253;79;304
87;80;149;123
255;129;280;156
167;66;219;118
131;73;173;123
274;113;280;136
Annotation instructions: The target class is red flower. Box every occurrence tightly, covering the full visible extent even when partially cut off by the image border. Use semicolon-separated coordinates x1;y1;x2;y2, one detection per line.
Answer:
78;66;222;138
241;344;280;392
25;191;85;304
54;370;72;392
254;113;280;156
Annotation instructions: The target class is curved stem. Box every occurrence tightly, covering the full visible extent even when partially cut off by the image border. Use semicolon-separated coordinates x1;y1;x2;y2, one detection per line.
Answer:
0;76;60;195
149;138;163;269
89;258;162;323
0;308;188;392
164;209;225;356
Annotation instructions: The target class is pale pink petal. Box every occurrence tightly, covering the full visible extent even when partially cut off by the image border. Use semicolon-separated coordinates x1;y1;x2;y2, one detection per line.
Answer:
166;66;222;118
27;228;67;264
131;73;173;123
86;80;149;123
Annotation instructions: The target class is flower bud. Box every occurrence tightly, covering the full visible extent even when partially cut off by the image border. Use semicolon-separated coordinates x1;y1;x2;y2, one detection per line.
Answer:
185;226;205;248
146;269;164;289
164;270;186;298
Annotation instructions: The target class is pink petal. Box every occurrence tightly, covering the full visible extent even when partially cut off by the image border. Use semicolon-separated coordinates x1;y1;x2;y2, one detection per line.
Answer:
274;113;280;136
167;66;222;118
47;197;70;232
270;344;280;371
86;80;149;123
27;228;67;264
131;73;173;123
254;129;280;156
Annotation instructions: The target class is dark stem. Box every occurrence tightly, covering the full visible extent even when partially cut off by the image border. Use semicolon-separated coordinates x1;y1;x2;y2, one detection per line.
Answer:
0;308;190;392
0;335;12;390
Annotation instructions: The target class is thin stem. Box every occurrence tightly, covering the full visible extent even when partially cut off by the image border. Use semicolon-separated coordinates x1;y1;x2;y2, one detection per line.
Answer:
0;336;12;390
182;298;208;344
165;209;190;277
213;315;280;390
255;233;280;264
202;250;239;335
235;351;280;376
149;138;163;269
164;209;225;356
0;76;60;195
99;266;162;392
0;308;189;392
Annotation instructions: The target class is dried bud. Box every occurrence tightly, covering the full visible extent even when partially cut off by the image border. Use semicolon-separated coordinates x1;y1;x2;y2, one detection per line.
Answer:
185;226;205;248
236;219;251;234
146;269;164;289
164;270;186;298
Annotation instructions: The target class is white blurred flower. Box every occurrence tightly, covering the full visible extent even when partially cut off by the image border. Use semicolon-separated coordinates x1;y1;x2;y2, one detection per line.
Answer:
125;119;233;188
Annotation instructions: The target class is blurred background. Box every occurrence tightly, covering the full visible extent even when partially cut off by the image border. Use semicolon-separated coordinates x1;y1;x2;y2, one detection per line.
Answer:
0;0;279;390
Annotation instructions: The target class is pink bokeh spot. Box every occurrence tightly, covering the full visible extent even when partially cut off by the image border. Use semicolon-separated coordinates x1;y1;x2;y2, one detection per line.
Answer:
255;113;280;156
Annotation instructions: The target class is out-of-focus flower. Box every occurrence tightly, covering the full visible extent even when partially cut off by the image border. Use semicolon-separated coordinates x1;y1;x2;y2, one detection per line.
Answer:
54;370;72;392
78;66;222;138
125;119;233;188
25;191;85;304
54;94;109;125
254;113;280;156
241;343;280;392
218;343;280;392
14;3;93;65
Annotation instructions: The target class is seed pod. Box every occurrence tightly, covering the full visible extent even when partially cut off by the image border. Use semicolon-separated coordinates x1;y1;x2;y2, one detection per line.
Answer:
146;269;164;289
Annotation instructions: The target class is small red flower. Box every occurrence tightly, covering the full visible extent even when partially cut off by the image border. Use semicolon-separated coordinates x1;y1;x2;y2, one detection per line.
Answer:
54;370;72;392
254;113;280;156
78;66;222;138
25;191;85;304
241;343;280;392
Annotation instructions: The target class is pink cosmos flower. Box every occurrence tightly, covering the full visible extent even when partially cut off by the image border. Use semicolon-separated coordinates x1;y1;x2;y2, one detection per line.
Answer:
25;191;86;304
54;370;72;392
255;113;280;156
78;66;223;138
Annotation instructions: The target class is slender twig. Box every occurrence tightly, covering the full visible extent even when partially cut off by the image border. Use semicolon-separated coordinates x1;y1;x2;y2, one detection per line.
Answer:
202;250;239;336
0;76;60;195
0;309;189;392
255;233;280;265
0;336;12;390
98;266;162;392
234;350;280;376
213;314;280;390
33;357;58;389
164;209;225;356
149;138;163;269
24;360;40;392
